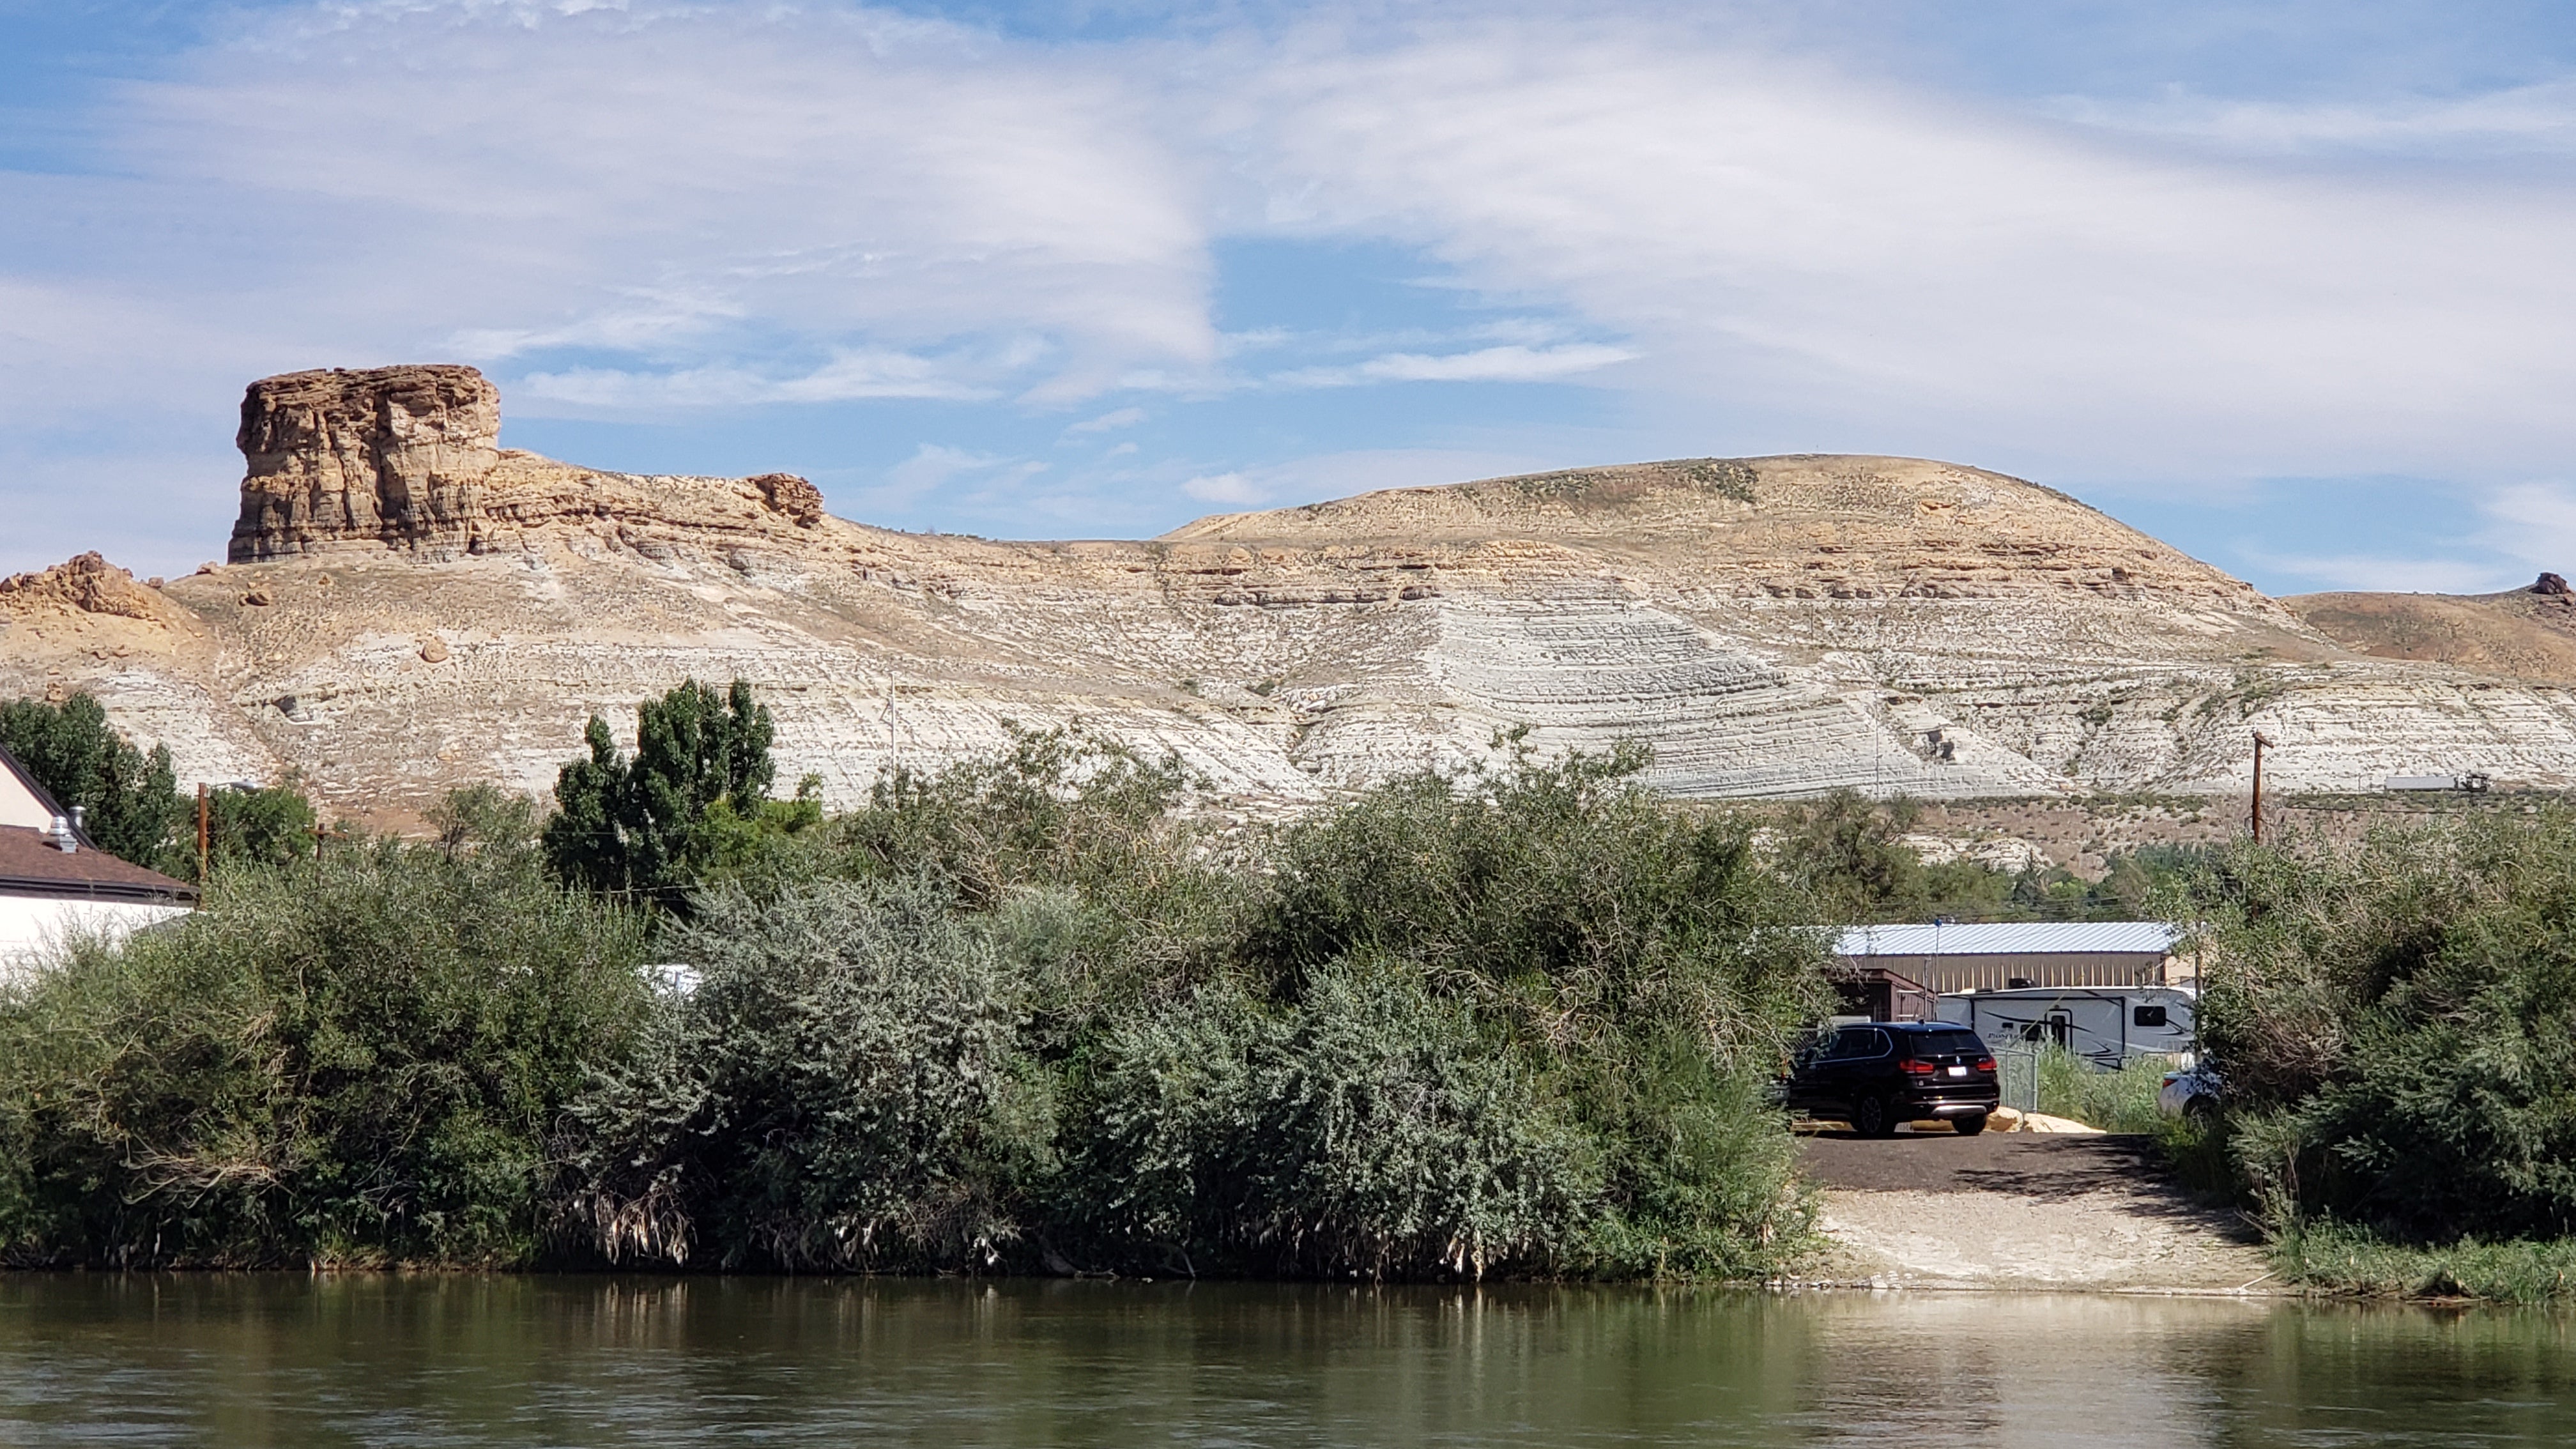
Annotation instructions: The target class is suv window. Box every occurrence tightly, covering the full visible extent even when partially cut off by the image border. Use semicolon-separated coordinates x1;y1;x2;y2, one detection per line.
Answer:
1828;1027;1889;1060
1908;1029;1984;1057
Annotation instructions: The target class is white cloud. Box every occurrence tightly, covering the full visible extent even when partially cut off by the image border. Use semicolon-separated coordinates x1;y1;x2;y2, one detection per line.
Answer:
1271;342;1634;388
1181;471;1264;504
2236;548;2511;596
1240;19;2576;484
2053;77;2576;157
520;349;995;409
12;1;2576;578
1066;406;1149;434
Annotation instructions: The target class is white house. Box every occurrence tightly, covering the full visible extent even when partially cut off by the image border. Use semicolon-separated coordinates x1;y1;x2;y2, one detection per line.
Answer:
0;746;195;975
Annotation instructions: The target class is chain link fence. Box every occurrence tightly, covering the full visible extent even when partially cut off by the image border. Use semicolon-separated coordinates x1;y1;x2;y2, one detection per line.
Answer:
1991;1040;2042;1117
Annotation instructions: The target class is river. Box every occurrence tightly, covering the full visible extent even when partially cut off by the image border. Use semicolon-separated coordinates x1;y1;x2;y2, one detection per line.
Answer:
2;1275;2570;1445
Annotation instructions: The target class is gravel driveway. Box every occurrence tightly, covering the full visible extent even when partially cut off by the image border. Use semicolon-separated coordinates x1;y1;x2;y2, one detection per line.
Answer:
1796;1131;2278;1293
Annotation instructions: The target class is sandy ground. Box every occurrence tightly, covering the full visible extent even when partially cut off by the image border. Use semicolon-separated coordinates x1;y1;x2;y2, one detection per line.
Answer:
1795;1130;2279;1294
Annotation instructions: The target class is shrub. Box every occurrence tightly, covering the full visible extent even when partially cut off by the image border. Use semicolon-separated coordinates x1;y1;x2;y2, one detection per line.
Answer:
1070;957;1599;1278
0;815;650;1267
2192;807;2576;1241
1250;741;1827;1275
566;879;1037;1271
2034;1047;2168;1134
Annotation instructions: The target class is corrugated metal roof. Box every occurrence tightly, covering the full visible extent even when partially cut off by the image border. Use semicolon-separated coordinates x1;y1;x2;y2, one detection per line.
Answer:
1835;921;2178;957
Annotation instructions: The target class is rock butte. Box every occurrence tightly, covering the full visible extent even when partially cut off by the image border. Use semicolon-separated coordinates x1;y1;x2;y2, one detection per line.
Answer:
7;362;2576;822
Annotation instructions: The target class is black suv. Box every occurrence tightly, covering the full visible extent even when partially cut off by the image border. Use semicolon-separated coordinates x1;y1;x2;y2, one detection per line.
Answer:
1783;1022;2000;1137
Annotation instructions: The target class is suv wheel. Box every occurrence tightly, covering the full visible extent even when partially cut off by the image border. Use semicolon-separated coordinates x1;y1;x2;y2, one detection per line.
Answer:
1852;1095;1896;1138
1954;1112;1989;1136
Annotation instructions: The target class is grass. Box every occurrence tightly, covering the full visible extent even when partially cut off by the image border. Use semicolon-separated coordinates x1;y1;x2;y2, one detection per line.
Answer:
2270;1216;2576;1303
2034;1047;2169;1134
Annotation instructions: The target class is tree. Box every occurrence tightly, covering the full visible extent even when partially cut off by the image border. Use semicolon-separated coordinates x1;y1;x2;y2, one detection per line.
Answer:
0;693;183;870
204;783;318;874
542;678;780;903
1772;790;1928;923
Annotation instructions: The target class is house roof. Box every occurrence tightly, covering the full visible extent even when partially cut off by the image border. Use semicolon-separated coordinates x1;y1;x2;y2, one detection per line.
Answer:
0;825;195;903
1836;921;2179;958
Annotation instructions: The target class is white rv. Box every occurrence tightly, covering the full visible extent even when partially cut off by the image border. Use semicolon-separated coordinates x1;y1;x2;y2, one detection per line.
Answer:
1936;985;2196;1070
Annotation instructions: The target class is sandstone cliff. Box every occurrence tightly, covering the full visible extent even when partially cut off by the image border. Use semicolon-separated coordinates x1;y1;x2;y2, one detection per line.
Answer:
10;364;2576;820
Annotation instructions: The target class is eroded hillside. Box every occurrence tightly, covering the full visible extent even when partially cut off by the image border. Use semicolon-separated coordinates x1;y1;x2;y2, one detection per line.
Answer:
6;364;2575;821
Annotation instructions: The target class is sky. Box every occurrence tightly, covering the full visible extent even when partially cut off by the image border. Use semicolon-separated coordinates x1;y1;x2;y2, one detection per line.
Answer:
4;0;2574;595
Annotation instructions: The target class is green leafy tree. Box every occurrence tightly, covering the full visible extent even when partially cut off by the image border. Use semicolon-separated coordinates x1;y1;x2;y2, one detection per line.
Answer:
204;783;318;874
1771;789;1929;922
541;678;781;903
0;693;184;870
2193;808;2576;1241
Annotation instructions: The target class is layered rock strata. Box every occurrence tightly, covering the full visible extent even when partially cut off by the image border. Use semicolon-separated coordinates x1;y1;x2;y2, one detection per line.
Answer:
12;364;2576;821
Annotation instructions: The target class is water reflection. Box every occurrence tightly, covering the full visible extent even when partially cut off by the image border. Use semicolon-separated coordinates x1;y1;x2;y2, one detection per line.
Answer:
0;1276;2569;1446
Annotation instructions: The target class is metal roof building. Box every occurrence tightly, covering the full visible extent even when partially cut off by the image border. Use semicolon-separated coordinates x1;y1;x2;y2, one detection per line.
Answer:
1835;921;2181;994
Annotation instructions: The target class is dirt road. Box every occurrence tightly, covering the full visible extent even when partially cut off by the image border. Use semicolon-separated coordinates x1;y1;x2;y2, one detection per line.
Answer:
1797;1130;2277;1293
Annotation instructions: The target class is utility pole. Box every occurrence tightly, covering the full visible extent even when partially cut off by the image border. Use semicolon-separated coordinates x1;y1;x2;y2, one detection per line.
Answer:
2250;731;2274;845
195;783;210;882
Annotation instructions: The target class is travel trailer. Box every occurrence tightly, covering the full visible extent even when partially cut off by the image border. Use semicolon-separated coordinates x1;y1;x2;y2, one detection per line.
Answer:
1936;985;2198;1070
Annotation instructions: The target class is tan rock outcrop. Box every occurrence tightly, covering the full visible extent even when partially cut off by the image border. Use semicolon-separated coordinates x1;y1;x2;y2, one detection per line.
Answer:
228;364;834;562
231;365;503;561
0;552;176;622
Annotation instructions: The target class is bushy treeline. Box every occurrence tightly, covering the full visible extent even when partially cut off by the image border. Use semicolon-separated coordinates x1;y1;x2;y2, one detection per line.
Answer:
1;692;317;877
1;698;1834;1279
0;792;647;1266
2184;805;2576;1266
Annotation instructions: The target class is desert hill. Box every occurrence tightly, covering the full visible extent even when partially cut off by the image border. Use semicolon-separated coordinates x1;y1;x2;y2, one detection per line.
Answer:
7;363;2576;822
2283;579;2576;684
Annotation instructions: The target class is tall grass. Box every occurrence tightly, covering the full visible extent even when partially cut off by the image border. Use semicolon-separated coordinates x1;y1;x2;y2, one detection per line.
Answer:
2034;1048;2170;1135
2270;1217;2576;1303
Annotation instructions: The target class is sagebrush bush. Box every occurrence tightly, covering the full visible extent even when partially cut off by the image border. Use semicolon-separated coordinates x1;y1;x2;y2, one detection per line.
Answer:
0;820;648;1267
1070;957;1598;1278
566;878;1039;1272
561;740;1831;1280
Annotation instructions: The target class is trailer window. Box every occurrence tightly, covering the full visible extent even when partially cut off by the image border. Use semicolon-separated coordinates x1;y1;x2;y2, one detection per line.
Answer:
2134;1006;2168;1028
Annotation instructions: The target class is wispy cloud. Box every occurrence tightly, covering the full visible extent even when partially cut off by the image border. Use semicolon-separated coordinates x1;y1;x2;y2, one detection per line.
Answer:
8;0;2576;581
521;349;993;409
1271;342;1634;388
1064;406;1147;435
2051;77;2576;157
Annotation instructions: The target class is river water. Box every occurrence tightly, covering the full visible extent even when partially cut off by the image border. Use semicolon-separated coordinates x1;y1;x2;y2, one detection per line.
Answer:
2;1275;2571;1446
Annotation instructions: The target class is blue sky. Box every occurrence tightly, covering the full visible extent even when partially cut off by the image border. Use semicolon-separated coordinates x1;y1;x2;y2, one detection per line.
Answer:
4;1;2575;595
